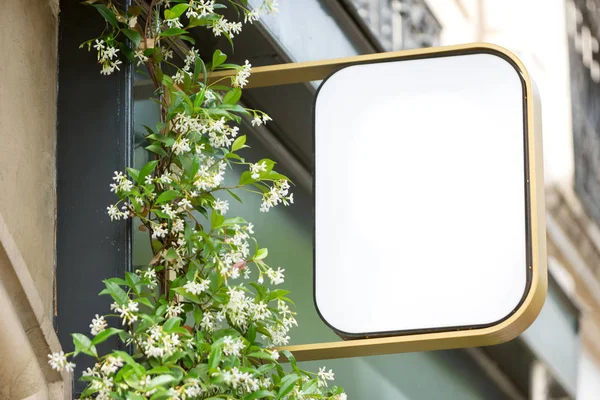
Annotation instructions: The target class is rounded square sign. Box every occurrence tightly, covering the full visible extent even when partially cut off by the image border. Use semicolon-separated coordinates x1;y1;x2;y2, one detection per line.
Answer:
314;47;546;339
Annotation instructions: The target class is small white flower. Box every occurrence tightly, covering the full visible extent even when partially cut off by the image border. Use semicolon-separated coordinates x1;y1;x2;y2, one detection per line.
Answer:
265;267;285;285
93;39;105;51
178;198;192;210
171;218;185;233
110;301;139;325
213;199;229;215
159;173;172;184
152;223;168;239
271;349;280;360
249;161;267;180
134;49;148;66
161;203;177;219
103;46;119;60
173;70;185;85
107;204;124;221
317;367;335;387
90;314;107;336
232;60;251;88
184;279;209;295
48;351;75;372
222;335;245;357
173;138;191;155
166;302;184;318
251;115;263;127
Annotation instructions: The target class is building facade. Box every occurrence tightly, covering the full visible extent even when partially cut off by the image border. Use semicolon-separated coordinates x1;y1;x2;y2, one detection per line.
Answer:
2;0;600;399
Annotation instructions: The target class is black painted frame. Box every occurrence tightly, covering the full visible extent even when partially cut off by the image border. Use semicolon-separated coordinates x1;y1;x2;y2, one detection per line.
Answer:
56;0;132;394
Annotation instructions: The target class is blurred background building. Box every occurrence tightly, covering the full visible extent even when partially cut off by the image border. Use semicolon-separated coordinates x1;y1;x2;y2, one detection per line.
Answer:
3;0;600;398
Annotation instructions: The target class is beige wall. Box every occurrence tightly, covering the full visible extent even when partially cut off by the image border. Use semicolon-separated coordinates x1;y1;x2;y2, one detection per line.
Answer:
0;0;58;318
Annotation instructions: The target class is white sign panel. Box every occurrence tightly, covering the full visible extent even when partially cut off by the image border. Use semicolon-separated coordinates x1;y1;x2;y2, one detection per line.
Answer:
314;50;543;338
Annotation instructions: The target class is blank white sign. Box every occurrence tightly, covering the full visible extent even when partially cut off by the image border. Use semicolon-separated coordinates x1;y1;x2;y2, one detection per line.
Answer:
314;52;529;336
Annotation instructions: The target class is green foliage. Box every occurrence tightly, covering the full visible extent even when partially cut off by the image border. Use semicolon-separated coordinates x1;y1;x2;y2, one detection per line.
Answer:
50;1;346;399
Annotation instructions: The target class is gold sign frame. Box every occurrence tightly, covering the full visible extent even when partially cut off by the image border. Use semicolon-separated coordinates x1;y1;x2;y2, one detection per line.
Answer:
219;43;547;362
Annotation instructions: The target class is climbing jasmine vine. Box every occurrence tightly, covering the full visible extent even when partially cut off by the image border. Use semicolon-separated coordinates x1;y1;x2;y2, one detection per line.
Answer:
49;1;346;399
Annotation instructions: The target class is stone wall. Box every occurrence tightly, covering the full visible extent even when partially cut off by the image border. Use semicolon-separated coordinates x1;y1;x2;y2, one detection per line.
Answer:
0;0;58;318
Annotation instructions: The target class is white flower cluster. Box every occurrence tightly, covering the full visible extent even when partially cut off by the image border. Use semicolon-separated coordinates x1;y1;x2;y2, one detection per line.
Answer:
219;224;253;279
260;180;294;212
90;314;107;336
195;156;227;191
211;16;243;37
265;266;285;285
245;0;279;24
110;301;139;325
134;49;148;66
260;299;297;346
173;112;240;151
220;367;262;393
187;0;215;19
81;356;124;400
136;267;158;289
317;367;335;388
250;161;267;179
166;302;184;318
213;198;229;215
142;325;188;359
173;49;200;84
93;39;122;76
251;113;273;127
110;171;133;193
222;335;246;357
232;60;252;88
107;203;129;221
184;278;209;295
48;351;76;372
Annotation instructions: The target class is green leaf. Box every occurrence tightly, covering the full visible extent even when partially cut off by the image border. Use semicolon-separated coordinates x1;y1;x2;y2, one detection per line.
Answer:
113;350;144;375
165;248;178;261
148;374;177;389
139;160;159;183
243;390;275;400
146;366;171;375
163;317;183;332
91;328;123;346
223;88;242;105
239;171;256;186
277;374;300;399
254;248;268;260
227;189;243;203
180;35;196;45
135;296;154;309
193;90;205;109
161;27;188;37
126;167;140;183
164;3;189;19
155;190;180;204
194;56;208;85
208;342;223;370
122;28;142;48
93;4;119;28
210;210;225;229
246;323;257;343
211;49;227;70
72;333;98;357
101;280;129;305
231;135;246;152
146;143;168;157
